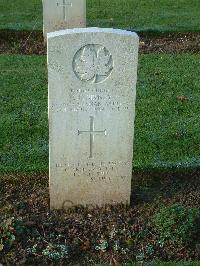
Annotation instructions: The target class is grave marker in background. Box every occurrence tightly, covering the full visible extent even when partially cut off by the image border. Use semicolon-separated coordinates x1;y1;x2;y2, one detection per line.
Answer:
48;28;139;209
43;0;86;39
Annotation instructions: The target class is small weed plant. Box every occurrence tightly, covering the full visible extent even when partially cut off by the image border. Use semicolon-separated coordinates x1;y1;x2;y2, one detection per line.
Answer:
154;204;200;244
0;218;16;251
28;242;69;261
0;217;26;252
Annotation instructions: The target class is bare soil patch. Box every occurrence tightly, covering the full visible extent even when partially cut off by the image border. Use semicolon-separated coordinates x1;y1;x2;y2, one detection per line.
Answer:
139;32;200;54
0;31;199;55
0;169;199;265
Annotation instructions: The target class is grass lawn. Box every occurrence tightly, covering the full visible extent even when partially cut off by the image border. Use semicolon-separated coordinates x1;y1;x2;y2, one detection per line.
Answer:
0;54;199;173
0;0;200;32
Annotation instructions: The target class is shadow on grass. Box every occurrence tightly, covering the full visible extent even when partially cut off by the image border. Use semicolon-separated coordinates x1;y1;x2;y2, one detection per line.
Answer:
131;168;200;205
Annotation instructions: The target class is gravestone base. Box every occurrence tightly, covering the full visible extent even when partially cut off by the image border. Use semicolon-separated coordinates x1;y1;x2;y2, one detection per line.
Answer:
50;168;132;209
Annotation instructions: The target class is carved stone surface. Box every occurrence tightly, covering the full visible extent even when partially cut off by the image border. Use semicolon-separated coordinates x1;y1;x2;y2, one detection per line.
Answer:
48;28;139;209
43;0;86;39
73;44;113;83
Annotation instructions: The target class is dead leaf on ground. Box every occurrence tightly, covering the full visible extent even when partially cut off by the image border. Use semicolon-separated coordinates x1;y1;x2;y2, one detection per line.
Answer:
109;254;118;265
80;239;91;251
176;95;189;102
0;243;4;251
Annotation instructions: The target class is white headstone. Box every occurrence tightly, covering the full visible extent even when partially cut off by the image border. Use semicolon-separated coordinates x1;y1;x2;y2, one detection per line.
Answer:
43;0;86;39
48;28;139;209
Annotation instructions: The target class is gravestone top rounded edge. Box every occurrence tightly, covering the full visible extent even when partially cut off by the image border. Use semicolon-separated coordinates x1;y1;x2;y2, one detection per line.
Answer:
47;27;139;39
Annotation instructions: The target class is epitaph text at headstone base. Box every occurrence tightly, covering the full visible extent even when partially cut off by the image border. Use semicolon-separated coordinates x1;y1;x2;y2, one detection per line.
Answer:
48;28;139;209
43;0;86;39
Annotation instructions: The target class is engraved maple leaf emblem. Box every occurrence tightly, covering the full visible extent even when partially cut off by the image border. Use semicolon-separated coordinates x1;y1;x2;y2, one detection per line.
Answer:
73;45;113;83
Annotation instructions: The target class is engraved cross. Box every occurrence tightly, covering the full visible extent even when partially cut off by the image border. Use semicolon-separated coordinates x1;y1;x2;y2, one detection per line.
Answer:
78;116;107;158
57;0;73;21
